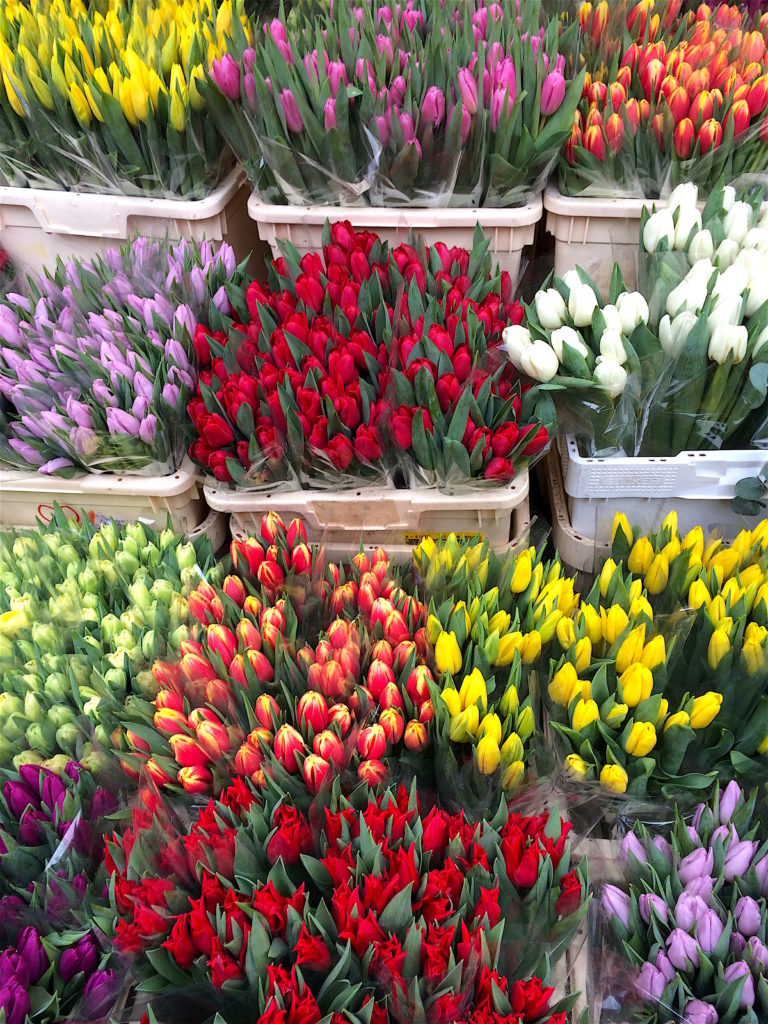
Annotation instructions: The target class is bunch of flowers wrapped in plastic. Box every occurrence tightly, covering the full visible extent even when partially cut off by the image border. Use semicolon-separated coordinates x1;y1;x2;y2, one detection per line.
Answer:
206;0;582;206
0;236;246;476
598;781;768;1023
0;0;244;196
187;222;551;489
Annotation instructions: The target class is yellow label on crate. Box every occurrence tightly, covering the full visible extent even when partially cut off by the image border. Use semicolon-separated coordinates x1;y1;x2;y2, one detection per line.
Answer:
402;530;484;546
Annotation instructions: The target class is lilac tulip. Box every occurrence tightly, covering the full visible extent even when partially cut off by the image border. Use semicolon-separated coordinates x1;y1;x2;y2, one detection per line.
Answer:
696;909;724;953
105;408;141;437
621;833;648;866
59;934;99;983
639;893;668;924
674;892;708;931
174;305;195;337
66;397;93;429
421;86;445;129
16;928;48;985
457;68;478;114
747;935;768;971
602;884;631;929
655;951;676;982
723;960;755;1007
685;875;715;902
324;97;337;131
133;372;154;401
8;439;44;465
212;286;230;313
683;1001;718;1024
679;847;714;886
220;244;236;279
540;71;566;116
211;55;241;100
82;968;118;1017
139;416;157;445
161;382;180;406
753;852;768;894
731;933;747;955
725;840;759;882
711;825;731;846
132;396;149;420
636;962;668;1002
279;89;304;133
652;835;673;862
0;307;21;347
735;896;762;937
0;979;30;1024
667;928;700;970
718;781;742;824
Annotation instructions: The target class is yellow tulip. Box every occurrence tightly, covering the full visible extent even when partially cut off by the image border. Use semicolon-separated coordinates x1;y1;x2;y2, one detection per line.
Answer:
574;636;592;674
449;705;479;742
459;668;487;711
501;759;525;791
510;549;532;593
517;705;534;742
690;692;723;729
488;610;511;636
708;595;727;625
743;637;765;677
601;605;629;644
557;616;576;650
441;688;462;717
660;539;681;565
630;595;654;620
628;537;654;575
615;623;646;675
579;603;602;646
662;510;678;536
537;610;562;644
740;565;764;590
427;614;442;645
500;685;519;717
415;535;437;565
565;753;589;778
600;763;628;793
619;663;653;707
548;662;581;708
119;77;138;126
682;526;704;561
600;558;618;598
28;69;53;109
688;579;710;611
721;577;742;606
709;548;740;581
478;713;502;745
664;710;690;732
496;632;522;667
731;529;754;566
746;622;768;644
757;734;768;755
572;698;600;731
83;82;104;122
501;732;524;765
645;554;669;595
69;81;91;127
435;631;462;675
521;630;542;664
477;735;501;775
703;538;723;567
707;628;730;670
605;702;628;726
656;698;669;724
612;512;633;549
629;579;643;602
625;721;657;757
2;67;27;117
641;635;666;671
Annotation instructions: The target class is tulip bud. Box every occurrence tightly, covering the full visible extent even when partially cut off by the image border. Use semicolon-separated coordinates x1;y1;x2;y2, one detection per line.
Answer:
313;729;345;767
274;724;305;772
404;719;428;752
303;753;331;794
254;694;280;731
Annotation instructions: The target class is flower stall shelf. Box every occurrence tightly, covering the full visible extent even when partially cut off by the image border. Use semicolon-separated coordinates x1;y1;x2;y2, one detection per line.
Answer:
0;169;258;278
247;194;543;286
209;472;531;553
0;459;206;533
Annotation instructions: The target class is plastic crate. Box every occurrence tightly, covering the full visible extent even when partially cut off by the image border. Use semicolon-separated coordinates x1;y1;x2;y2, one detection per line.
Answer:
543;185;653;293
248;193;543;284
209;474;530;552
0;460;205;533
541;448;610;575
188;507;229;553
0;169;257;276
561;435;768;545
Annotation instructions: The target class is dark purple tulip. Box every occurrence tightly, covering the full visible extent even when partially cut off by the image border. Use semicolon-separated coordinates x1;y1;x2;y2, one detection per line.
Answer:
16;928;48;985
64;762;80;782
3;780;38;819
90;789;118;820
82;969;117;1017
0;832;6;855
17;810;46;846
723;960;755;1008
0;951;29;988
59;935;99;983
41;773;66;816
0;978;30;1024
667;928;700;970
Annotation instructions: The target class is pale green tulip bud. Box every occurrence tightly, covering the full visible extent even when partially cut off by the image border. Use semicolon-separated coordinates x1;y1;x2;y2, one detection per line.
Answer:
175;542;196;571
78;567;99;594
159;527;176;550
115;550;139;576
134;669;159;698
106;648;133;669
55;723;81;752
20;673;42;694
57;542;79;567
104;668;127;692
43;754;73;776
125;522;148;548
101;614;121;643
92;725;111;748
82;594;99;612
13;750;44;770
44;673;71;702
47;705;75;728
0;735;16;762
150;578;176;605
169;594;188;630
24;692;42;723
4;716;26;742
141;630;157;661
121;537;140;559
141;544;160;567
0;693;23;719
168;624;188;652
70;657;92;687
120;609;144;632
0;636;13;660
83;696;104;718
180;566;199;591
128;580;152;612
93;559;117;586
26;722;54;755
79;750;110;775
114;629;136;651
31;623;59;652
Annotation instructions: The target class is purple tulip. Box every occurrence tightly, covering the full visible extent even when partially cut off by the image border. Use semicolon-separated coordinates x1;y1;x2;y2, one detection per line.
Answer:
105;407;141;437
220;244;236;279
139;415;157;445
16;928;48;985
212;286;230;313
679;847;714;886
0;979;30;1024
723;960;755;1008
279;89;303;133
211;55;241;101
161;382;180;407
93;379;117;407
324;96;336;131
64;762;80;782
82;969;118;1017
666;928;700;970
91;788;118;820
174;304;195;337
636;962;668;1002
674;891;708;931
421;86;445;130
724;840;759;882
59;934;99;983
41;771;66;814
602;884;631;929
133;372;154;401
685;875;715;902
696;909;724;953
747;935;768;971
540;71;566;116
711;825;731;846
719;781;742;824
7;439;44;465
457;68;478;115
639;893;668;924
0;307;21;347
3;780;37;819
683;1001;718;1024
621;833;648;866
17;809;46;846
655;951;676;982
132;396;149;420
735;896;762;937
730;933;747;955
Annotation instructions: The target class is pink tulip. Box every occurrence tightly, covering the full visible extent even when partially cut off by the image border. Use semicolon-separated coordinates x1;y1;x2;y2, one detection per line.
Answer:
541;71;566;116
324;97;336;131
279;89;304;133
457;68;478;115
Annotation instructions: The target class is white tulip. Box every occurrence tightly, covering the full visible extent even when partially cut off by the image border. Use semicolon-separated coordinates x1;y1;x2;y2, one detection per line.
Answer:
708;323;748;364
724;201;753;246
643;209;676;253
722;185;736;212
754;324;768;358
601;304;623;334
534;288;567;330
659;311;697;358
599;329;627;365
715;238;740;270
568;283;598;327
551;326;589;363
742;227;768;250
745;253;768;316
594;356;628;398
503;324;532;362
667;275;708;317
667;181;699;213
519;339;560;381
616;292;649;334
713;263;748;301
562;270;582;293
707;294;743;333
674;206;702;251
688;229;715;264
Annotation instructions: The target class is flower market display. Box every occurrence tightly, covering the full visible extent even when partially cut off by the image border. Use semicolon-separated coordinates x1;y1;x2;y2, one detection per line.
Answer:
9;2;768;1024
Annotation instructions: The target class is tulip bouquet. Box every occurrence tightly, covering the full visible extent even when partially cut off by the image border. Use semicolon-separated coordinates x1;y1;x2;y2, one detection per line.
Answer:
0;0;243;197
504;267;660;455
0;513;216;768
562;1;768;198
597;781;768;1024
105;778;587;1017
0;236;247;477
188;222;552;489
638;181;768;454
206;0;582;207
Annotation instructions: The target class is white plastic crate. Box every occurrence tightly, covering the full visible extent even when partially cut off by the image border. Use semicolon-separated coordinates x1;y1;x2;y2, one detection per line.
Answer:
208;474;530;551
542;448;610;575
0;460;205;533
562;435;768;545
544;185;653;293
248;193;543;284
188;507;229;553
0;169;257;277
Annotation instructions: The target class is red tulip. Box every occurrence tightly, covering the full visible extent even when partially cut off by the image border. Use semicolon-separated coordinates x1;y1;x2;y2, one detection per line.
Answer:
379;707;404;745
236;619;261;651
585;106;602;130
229;654;247;687
235;742;263;777
326;619;350;650
651;113;667;151
393;640;417;674
205;678;235;715
156;690;184;712
222;576;246;607
297;691;329;734
260;511;285;544
583;125;606;161
153;708;188;736
207;624;238;667
243;594;263;620
404;720;428;752
367;660;395;700
358;724;387;761
181;652;218;682
291;543;313;574
379;682;405;713
674;117;695;158
303;754;332;794
748;74;768;116
246;648;274;682
274;724;305;773
419;699;435;724
406;665;433;705
384;609;410;646
686;67;710;101
689;90;714;129
169;734;210;768
321;660;348;701
641;58;665;102
188;590;214;625
313;729;346;767
604;113;624;155
285;517;308;548
328;704;353;737
724;99;750;138
698;118;723;152
145;758;174;786
358;759;388;786
196;720;232;759
257;560;285;591
254;694;280;731
178;766;213;793
349;685;373;719
188;707;219;727
126;730;150;754
370;639;393;666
